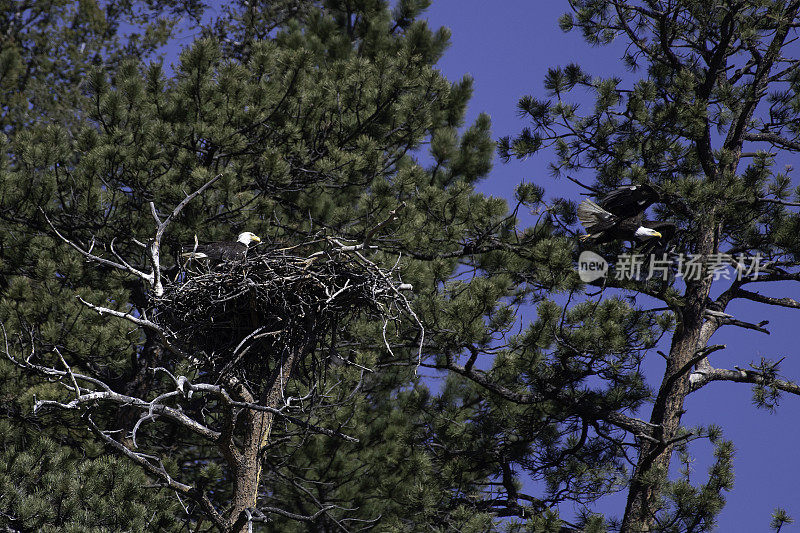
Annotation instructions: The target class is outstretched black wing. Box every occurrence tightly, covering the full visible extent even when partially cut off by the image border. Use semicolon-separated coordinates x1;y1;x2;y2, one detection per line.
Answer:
598;184;660;219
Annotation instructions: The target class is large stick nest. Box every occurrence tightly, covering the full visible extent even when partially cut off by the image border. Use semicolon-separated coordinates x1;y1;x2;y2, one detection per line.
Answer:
154;245;410;386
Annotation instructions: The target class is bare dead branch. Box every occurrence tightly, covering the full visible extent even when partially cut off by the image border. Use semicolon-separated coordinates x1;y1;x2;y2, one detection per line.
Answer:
363;202;405;246
247;505;337;524
720;317;770;335
757;197;800;207
34;390;221;441
1;333;111;393
149;173;224;296
42;209;154;284
743;131;800;152
733;288;800;308
84;415;229;531
184;381;359;443
690;366;800;395
75;296;189;358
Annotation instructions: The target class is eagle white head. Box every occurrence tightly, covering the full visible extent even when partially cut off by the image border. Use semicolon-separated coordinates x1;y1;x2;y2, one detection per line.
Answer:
237;232;262;246
634;226;662;240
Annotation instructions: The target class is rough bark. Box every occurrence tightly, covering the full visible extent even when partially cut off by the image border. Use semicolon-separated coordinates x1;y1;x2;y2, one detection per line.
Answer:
227;347;298;533
621;225;715;532
620;4;800;527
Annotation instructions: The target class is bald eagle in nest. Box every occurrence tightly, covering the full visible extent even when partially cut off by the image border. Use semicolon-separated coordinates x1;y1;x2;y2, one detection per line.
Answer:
181;232;262;263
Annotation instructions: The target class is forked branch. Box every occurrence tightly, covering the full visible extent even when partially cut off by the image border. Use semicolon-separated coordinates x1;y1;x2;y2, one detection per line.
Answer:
42;173;223;297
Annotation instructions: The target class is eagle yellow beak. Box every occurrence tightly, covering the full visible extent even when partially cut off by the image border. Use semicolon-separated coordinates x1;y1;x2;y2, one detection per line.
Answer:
653;231;662;239
251;235;261;243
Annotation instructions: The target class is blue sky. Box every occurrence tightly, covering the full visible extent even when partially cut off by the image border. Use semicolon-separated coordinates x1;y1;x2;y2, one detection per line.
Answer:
421;0;800;530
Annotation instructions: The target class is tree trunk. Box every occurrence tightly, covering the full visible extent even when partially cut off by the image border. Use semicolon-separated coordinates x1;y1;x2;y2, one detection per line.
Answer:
621;228;715;532
228;348;297;533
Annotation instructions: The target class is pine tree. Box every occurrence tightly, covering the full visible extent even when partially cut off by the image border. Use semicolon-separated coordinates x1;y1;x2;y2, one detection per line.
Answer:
1;1;547;531
14;1;800;531
0;2;206;531
0;0;205;133
498;0;800;531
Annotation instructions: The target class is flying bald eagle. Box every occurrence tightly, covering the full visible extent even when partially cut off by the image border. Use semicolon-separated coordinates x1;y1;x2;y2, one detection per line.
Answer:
577;200;667;245
181;232;262;263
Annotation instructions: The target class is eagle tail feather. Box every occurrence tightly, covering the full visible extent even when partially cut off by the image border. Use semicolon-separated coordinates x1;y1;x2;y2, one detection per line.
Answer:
577;199;613;231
